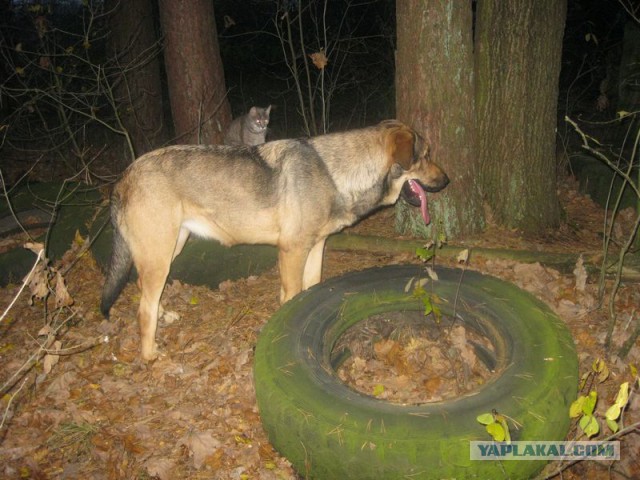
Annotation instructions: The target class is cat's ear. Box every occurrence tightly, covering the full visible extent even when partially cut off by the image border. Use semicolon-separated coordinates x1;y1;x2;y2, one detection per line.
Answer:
249;106;258;116
266;105;272;115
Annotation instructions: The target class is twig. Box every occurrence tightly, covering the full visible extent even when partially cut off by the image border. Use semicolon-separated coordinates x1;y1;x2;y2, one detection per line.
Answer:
0;377;28;432
0;170;35;241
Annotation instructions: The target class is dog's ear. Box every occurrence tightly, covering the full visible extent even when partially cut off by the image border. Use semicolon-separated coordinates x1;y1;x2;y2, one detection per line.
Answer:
387;126;416;170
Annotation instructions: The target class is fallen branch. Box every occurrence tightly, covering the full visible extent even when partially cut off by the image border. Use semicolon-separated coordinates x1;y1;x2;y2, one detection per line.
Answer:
327;234;640;280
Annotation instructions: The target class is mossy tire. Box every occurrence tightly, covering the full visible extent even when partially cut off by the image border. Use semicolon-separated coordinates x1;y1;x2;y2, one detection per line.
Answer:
254;264;578;479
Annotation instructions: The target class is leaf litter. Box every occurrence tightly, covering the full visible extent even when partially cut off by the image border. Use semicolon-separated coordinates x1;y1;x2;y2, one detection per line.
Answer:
334;311;496;404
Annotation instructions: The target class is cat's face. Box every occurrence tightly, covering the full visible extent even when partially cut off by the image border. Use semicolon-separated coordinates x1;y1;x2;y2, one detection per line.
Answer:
249;105;271;132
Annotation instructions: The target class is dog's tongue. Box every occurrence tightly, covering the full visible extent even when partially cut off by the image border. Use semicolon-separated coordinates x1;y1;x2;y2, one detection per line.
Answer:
409;179;430;225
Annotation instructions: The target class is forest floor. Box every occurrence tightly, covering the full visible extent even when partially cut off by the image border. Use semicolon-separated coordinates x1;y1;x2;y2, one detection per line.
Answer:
0;179;639;480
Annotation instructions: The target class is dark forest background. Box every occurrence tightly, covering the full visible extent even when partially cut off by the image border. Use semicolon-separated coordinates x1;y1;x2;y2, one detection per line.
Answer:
0;0;638;239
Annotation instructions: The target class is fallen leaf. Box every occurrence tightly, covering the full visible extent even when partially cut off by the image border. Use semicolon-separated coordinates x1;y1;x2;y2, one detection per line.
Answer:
456;249;470;264
145;457;175;480
55;271;74;307
24;241;45;255
424;376;442;393
25;261;49;301
44;371;78;402
178;429;221;469
43;340;62;374
425;266;438;280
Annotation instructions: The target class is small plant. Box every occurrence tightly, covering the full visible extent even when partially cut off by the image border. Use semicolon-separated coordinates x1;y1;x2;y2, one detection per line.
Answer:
477;410;512;443
605;381;630;433
570;389;600;437
406;247;443;322
569;359;635;438
411;283;442;321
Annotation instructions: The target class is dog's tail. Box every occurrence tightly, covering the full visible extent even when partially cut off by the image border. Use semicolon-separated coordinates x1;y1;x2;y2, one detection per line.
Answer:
100;201;133;319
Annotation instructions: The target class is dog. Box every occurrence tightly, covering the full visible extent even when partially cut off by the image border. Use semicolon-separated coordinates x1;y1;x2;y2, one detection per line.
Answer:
100;120;449;360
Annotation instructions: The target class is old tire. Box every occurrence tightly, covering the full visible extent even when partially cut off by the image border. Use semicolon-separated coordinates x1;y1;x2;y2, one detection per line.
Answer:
254;265;578;479
0;182;103;286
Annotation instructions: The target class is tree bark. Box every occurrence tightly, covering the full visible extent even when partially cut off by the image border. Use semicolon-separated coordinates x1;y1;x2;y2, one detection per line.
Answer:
395;0;485;240
476;0;566;232
158;0;231;144
107;0;168;158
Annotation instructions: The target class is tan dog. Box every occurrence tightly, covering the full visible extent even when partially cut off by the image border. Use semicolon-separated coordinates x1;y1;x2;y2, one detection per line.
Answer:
100;120;449;360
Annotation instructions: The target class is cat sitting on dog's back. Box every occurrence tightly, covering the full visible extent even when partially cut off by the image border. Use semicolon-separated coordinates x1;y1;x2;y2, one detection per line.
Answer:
223;105;271;146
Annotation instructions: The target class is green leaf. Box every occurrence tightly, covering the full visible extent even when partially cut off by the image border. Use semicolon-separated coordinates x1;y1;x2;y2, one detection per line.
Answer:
372;384;385;396
614;382;629;409
431;302;442;323
498;416;511;443
605;403;621;422
476;413;494;425
582;391;597;416
579;414;600;438
578;371;590;390
592;358;609;383
412;284;426;298
415;247;434;262
592;358;604;372
422;296;433;316
606;417;619;433
569;396;585;418
486;422;506;442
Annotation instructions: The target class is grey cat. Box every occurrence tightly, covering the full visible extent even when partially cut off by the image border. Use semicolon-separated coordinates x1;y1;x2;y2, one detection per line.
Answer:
223;105;271;146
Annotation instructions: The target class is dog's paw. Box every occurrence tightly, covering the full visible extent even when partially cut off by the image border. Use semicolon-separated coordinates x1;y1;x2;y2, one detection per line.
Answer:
141;341;161;362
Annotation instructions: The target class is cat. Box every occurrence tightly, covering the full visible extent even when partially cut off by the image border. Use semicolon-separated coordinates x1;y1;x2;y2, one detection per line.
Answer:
223;105;272;146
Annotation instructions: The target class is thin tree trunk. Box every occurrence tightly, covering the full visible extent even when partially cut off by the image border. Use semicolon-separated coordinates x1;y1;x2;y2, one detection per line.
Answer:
395;0;485;240
476;0;566;232
158;0;231;144
107;0;168;158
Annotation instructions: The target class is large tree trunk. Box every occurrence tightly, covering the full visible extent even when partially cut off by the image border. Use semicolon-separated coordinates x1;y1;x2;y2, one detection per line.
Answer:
476;0;566;232
107;0;168;158
158;0;231;144
395;0;485;240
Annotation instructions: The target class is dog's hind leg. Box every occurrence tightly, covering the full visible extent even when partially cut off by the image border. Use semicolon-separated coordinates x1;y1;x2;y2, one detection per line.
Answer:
128;220;181;360
135;256;173;361
302;238;326;290
155;226;191;326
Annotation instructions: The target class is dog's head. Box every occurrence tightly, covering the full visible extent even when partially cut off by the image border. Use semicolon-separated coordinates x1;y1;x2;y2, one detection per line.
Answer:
381;121;449;224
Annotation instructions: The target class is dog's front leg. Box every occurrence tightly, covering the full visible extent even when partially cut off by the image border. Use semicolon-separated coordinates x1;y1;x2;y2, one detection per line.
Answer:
278;246;309;303
302;238;326;290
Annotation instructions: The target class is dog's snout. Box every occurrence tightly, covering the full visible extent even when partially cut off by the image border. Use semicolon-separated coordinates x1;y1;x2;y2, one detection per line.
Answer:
441;173;450;188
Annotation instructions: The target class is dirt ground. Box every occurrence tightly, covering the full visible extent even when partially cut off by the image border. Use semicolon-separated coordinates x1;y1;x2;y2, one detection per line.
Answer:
1;182;639;479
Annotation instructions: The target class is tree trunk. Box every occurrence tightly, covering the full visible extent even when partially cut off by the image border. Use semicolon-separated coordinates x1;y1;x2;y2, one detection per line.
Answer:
395;0;485;240
107;0;168;158
476;0;566;232
158;0;231;144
